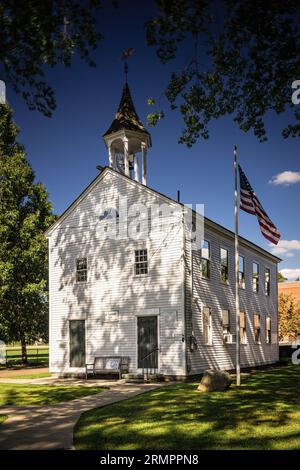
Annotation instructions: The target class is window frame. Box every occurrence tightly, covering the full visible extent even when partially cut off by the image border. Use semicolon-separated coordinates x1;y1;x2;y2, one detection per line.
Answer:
134;248;148;276
238;255;245;289
252;262;260;293
203;306;212;345
266;316;272;344
220;247;229;284
239;311;247;344
222;309;232;341
200;239;211;279
76;257;88;283
254;313;261;343
265;267;271;296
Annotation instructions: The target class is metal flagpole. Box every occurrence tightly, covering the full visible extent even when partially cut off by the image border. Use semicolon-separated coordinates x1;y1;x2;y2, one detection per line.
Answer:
234;145;241;386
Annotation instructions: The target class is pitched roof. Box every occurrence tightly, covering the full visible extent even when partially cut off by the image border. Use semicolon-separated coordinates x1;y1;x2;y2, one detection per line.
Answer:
103;83;150;137
44;167;281;263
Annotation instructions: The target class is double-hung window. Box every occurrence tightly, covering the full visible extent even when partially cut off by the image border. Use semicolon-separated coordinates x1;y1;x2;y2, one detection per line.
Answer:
254;313;261;343
238;256;245;289
266;316;272;344
240;311;247;344
135;249;148;275
201;240;210;279
265;268;270;296
253;262;259;293
222;309;234;343
220;248;229;283
76;258;87;282
203;307;212;345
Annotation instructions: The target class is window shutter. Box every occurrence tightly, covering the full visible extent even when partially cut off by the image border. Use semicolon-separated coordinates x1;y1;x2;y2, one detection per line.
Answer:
240;311;246;328
254;314;260;328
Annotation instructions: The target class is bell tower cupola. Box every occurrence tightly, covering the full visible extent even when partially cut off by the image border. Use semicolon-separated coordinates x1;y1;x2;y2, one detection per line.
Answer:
103;82;151;185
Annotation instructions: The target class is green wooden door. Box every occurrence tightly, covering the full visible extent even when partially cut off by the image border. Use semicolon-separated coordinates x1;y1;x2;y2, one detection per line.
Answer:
137;316;158;369
69;320;86;367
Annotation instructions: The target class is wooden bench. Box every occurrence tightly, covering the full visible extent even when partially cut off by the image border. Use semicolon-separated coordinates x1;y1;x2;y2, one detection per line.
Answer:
85;356;130;380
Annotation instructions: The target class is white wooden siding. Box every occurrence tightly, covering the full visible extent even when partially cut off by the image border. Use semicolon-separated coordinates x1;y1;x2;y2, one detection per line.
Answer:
186;220;279;375
48;168;279;377
48;171;186;375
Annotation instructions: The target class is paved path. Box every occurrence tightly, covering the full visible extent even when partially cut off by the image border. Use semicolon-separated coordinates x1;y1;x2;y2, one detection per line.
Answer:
0;382;167;450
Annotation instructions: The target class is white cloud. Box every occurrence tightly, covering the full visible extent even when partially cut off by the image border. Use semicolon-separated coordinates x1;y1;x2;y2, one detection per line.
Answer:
280;269;300;281
269;239;300;258
269;171;300;186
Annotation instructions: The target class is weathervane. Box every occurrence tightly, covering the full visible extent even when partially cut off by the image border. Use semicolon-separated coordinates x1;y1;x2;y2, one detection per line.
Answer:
121;48;134;82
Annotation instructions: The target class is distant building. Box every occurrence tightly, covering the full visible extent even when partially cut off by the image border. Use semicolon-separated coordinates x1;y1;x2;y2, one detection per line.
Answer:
278;282;300;302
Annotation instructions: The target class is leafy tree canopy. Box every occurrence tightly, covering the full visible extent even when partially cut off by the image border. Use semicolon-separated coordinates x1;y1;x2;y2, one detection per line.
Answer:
146;0;300;146
279;293;300;341
0;0;108;116
278;272;288;282
0;103;55;361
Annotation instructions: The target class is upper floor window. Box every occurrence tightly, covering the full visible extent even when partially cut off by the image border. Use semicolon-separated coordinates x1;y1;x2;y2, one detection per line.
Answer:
238;256;245;289
201;240;210;279
135;249;148;275
266;316;272;344
265;268;270;296
203;307;212;345
252;262;259;293
76;257;87;283
240;311;247;344
220;248;229;283
254;313;261;343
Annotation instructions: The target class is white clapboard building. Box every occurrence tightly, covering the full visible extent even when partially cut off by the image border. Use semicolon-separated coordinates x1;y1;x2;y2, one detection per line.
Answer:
46;83;280;379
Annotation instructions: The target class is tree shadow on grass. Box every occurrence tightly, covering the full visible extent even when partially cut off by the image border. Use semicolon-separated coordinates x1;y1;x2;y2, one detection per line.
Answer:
0;384;105;406
74;365;300;450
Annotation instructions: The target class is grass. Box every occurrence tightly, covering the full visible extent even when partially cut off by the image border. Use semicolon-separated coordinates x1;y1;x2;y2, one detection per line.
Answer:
0;372;52;379
5;346;49;366
0;415;7;425
74;365;300;450
0;384;106;406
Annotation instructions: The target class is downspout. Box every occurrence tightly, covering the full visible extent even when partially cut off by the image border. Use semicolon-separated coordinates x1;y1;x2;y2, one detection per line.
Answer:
181;206;189;377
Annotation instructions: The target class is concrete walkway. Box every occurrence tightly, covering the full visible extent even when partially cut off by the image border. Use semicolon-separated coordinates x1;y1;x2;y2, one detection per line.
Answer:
0;381;167;450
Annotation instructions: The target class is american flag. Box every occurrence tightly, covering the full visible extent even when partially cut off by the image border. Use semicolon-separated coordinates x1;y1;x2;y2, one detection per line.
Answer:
239;164;280;245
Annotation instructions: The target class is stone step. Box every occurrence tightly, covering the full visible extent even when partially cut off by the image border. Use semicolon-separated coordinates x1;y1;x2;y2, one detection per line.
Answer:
122;373;143;380
124;378;145;384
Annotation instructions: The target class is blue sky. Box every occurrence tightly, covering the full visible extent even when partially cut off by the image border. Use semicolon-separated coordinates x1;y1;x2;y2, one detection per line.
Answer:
3;1;300;279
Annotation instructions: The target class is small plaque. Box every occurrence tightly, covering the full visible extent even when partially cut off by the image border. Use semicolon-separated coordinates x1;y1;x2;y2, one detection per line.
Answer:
103;311;119;322
164;311;178;328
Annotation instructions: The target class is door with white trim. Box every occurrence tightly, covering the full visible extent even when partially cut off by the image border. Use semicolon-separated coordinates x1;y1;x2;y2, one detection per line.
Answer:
137;316;158;369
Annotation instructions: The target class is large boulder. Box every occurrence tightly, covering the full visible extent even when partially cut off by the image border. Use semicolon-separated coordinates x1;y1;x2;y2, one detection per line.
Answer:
197;369;231;392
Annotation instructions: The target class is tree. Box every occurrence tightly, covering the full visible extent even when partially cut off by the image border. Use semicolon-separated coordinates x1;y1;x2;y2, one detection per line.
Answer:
0;103;54;363
278;293;300;341
146;0;300;146
0;0;108;116
278;272;288;282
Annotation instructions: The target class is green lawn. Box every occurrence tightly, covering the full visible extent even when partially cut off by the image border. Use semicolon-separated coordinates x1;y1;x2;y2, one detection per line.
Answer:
0;384;106;406
5;346;49;366
0;415;7;425
74;365;300;450
1;372;52;379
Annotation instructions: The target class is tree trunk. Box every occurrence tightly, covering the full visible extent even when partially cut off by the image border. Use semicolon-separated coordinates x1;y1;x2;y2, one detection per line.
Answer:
21;335;28;364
